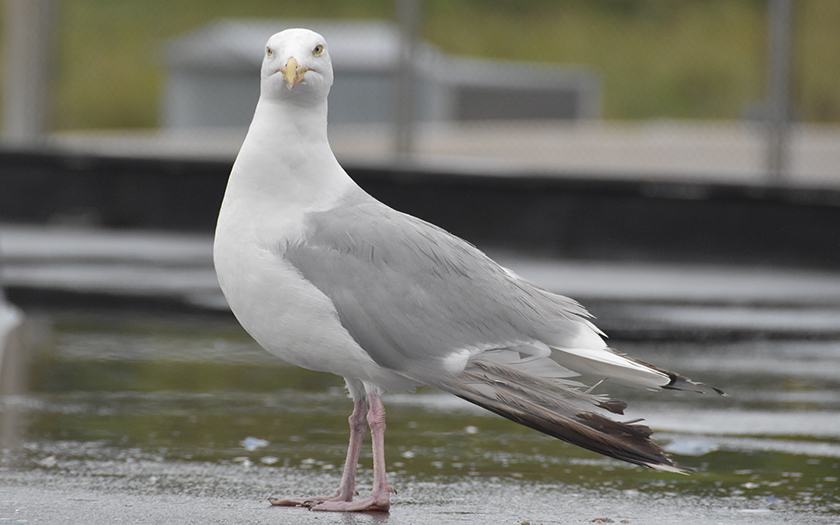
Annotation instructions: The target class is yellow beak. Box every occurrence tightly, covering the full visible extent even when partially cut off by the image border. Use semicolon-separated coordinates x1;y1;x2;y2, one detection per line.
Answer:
279;57;308;88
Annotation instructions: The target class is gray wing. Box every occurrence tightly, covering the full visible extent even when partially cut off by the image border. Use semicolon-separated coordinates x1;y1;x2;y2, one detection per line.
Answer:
285;189;718;474
284;189;592;375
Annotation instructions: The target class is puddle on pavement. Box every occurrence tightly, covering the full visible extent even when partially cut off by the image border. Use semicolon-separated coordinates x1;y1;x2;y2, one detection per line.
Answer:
2;311;839;518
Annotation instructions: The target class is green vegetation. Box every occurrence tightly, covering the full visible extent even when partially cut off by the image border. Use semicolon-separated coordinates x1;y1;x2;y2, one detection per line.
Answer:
4;0;840;130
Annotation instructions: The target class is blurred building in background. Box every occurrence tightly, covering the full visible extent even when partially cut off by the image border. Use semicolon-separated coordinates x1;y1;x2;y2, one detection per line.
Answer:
161;20;600;129
1;0;838;186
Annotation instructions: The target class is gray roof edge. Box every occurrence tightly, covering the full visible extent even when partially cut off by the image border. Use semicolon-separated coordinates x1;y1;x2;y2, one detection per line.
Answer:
435;55;601;90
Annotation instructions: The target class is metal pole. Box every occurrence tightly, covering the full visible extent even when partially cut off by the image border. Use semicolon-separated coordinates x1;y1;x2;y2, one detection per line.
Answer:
394;0;421;159
2;0;55;142
765;0;793;184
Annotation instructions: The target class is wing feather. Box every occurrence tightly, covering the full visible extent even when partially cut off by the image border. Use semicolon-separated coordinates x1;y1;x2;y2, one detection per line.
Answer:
284;190;596;376
435;360;690;473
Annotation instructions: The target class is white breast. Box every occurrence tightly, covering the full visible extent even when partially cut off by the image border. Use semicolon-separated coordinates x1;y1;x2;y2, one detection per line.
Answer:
214;199;418;393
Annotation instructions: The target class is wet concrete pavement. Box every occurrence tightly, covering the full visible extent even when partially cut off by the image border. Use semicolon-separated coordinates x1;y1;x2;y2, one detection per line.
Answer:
4;459;837;525
1;309;838;524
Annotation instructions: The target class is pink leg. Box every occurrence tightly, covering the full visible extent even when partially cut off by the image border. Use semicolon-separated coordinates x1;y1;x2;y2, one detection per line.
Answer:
269;398;367;507
309;392;392;512
331;397;368;501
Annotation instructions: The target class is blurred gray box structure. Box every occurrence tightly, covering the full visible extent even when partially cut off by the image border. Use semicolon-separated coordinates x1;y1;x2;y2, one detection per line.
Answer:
161;20;601;129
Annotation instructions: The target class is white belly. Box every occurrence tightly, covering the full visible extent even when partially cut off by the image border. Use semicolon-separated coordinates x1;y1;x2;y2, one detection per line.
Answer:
216;231;353;369
213;225;417;392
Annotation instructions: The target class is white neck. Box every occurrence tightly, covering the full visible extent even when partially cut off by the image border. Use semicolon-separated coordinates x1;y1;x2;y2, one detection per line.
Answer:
221;96;351;214
237;97;328;183
214;94;356;252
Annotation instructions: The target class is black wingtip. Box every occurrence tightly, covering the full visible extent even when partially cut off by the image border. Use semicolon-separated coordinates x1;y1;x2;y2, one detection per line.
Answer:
663;372;726;396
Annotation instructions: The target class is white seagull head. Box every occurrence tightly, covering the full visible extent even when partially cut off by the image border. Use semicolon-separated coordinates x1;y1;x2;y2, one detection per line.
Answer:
260;28;334;103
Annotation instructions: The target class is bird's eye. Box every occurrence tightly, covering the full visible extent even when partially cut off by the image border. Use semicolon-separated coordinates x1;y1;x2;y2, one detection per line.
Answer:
266;46;273;57
313;44;324;56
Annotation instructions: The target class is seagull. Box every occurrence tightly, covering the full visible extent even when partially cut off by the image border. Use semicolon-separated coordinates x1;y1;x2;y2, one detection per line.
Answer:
213;28;723;513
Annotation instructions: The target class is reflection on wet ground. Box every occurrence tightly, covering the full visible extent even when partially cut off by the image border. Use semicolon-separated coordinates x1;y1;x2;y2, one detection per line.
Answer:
1;311;839;523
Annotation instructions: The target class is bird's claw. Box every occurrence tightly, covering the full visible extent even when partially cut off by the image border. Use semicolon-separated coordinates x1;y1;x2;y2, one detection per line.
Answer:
268;497;329;507
269;494;390;512
268;497;299;507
